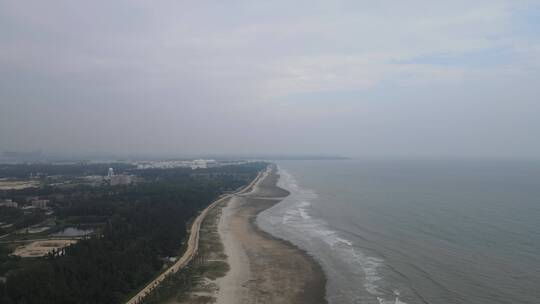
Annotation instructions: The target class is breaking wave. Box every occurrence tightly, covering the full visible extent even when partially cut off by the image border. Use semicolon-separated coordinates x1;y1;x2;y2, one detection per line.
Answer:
258;167;408;304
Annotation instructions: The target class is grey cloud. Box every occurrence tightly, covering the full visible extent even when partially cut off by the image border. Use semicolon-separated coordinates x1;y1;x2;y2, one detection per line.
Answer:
1;0;539;158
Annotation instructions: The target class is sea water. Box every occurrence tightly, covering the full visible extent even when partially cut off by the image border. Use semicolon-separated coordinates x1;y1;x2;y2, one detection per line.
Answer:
257;159;540;304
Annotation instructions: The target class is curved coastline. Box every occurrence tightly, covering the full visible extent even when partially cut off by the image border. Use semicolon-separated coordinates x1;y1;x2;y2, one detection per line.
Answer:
215;164;327;304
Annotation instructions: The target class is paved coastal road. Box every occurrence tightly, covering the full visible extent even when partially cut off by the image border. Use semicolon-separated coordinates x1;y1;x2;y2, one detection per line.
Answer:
125;169;266;304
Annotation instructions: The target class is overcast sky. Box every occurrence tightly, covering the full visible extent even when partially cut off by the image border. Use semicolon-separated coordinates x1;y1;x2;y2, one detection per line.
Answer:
1;1;539;158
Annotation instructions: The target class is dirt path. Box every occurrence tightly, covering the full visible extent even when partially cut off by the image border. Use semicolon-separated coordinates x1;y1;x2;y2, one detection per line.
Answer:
125;170;265;304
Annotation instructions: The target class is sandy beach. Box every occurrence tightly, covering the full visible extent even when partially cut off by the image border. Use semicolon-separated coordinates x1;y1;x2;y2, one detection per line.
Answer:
126;170;265;304
215;165;327;304
150;165;327;304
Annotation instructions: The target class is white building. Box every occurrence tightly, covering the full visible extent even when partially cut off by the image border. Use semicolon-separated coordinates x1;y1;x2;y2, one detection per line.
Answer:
110;175;134;186
31;199;49;209
0;199;18;208
191;159;210;169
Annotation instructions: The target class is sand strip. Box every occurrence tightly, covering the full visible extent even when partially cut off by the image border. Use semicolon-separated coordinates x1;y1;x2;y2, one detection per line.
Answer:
215;165;327;304
125;170;264;304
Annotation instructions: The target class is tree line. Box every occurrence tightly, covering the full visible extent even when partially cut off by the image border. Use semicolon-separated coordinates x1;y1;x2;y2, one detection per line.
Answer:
0;162;266;304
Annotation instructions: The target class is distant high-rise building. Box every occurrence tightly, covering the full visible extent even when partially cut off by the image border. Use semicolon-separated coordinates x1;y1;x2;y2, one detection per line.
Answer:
31;199;48;209
0;199;18;208
108;168;114;178
191;159;209;169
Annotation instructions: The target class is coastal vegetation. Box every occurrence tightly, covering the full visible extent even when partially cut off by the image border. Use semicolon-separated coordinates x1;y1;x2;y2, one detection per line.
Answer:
139;198;228;304
0;162;266;304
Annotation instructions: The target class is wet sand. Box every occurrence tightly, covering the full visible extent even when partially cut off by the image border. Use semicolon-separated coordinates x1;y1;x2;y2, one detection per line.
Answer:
216;165;327;304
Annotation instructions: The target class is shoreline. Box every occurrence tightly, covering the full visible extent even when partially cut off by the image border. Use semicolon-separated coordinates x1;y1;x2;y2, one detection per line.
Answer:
215;164;327;304
125;169;266;304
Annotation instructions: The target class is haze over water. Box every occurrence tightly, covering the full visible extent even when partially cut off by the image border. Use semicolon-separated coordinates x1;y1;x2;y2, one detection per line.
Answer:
258;159;540;304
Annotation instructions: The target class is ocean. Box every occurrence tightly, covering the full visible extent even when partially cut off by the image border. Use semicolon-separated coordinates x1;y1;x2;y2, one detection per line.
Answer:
257;159;540;304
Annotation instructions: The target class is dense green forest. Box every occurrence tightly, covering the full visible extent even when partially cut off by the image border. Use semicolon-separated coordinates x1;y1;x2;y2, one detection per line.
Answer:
0;162;266;304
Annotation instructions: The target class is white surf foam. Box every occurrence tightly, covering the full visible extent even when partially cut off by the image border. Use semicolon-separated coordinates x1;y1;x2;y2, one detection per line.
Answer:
268;167;408;304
